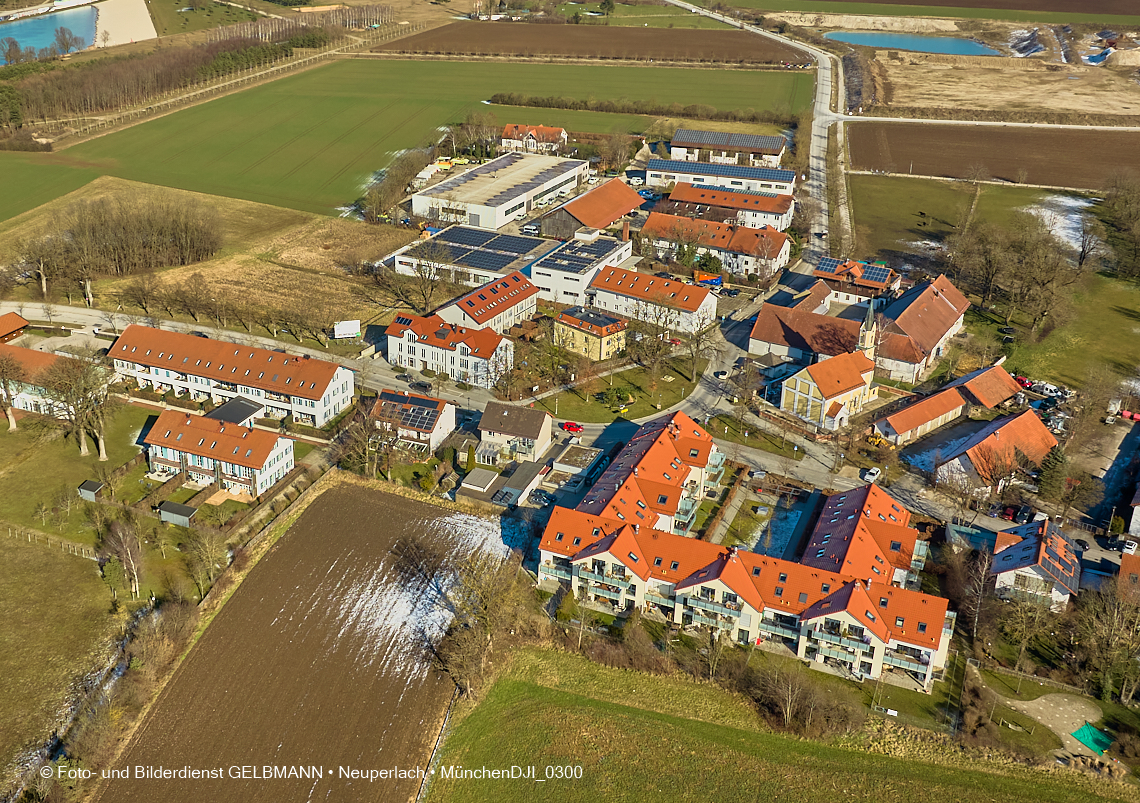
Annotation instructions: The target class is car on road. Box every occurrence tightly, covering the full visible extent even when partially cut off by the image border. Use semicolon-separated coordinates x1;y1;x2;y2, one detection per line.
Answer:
863;467;882;483
714;371;729;379
410;381;432;394
1075;539;1091;551
561;421;584;433
396;373;412;382
669;338;682;346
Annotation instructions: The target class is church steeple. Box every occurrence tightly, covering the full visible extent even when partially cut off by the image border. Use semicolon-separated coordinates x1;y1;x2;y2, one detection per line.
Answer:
858;301;877;359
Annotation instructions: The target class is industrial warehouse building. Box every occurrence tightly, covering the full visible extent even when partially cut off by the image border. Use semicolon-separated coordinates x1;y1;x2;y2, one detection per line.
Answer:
411;152;588;230
392;226;557;288
529;231;632;305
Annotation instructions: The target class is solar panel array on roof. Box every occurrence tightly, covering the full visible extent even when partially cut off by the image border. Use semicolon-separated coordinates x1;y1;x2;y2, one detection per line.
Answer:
438;227;497;248
405;226;551;274
493;235;543;255
862;265;892;284
378;390;442;433
816;257;842;275
459;252;516;272
533;237;625;275
672;129;785;153
647;159;795;182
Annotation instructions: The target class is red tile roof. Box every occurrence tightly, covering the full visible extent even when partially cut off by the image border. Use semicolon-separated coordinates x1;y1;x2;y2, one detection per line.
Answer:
113;326;342;401
991;519;1079;596
883;388;967;436
502;124;566;143
881;275;970;358
801;485;918;581
0;312;28;339
560;179;644;229
946;365;1022;408
384;314;506;358
749;305;859;356
1120;553;1140;603
668;183;794;215
641;212;788;260
805;351;874;400
813;259;897;291
588;266;712;314
942;410;1058;484
0;342;60;380
445;271;538;326
144;409;282;469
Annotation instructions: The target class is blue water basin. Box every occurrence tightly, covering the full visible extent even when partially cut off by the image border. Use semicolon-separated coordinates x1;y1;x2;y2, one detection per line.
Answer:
823;31;1001;56
1;6;97;63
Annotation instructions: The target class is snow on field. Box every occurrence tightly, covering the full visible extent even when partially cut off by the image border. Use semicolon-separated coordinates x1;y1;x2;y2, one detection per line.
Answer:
1021;194;1096;252
903;434;973;473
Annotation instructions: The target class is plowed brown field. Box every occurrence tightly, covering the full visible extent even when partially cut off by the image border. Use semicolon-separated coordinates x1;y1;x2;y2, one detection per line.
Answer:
374;21;810;63
847;122;1140;189
91;486;521;803
813;0;1133;12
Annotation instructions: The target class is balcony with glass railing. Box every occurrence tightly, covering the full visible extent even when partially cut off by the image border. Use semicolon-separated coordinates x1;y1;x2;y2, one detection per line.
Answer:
645;588;674;607
683;595;741;619
757;618;801;640
577;569;630;589
591;586;622;601
814;645;857;664
540;562;573;580
884;652;928;673
690;612;724;628
813;628;872;654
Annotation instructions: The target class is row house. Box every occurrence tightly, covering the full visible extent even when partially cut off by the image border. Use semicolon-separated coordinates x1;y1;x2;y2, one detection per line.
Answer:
385;314;513;390
111;326;354;427
0;343;65;420
576;411;725;535
143;410;294;496
435;271;539;334
640;212;791;280
668;129;786;168
538;504;952;690
587;265;717;335
664;183;795;232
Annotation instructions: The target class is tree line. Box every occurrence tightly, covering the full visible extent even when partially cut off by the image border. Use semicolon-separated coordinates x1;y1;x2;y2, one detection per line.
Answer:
488;92;796;126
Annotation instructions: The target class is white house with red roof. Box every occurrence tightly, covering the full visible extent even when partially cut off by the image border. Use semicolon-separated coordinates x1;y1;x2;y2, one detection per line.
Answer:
435;271;538;334
385;314;513;389
991;519;1080;611
665;183;795;231
876;275;971;383
370;389;456;453
0;343;66;421
500;124;568;154
587;265;718;334
640;212;791;279
144;409;294;496
111;326;354;427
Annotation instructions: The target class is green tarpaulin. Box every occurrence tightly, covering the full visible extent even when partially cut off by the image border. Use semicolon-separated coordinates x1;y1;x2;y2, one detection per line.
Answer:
1072;722;1114;755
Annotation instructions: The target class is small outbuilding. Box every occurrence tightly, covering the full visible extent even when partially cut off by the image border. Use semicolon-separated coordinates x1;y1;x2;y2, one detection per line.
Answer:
158;500;198;528
78;480;104;503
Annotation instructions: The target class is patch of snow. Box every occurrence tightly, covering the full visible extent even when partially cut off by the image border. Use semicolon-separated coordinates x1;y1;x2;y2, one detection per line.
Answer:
1020;194;1097;252
903;434;973;472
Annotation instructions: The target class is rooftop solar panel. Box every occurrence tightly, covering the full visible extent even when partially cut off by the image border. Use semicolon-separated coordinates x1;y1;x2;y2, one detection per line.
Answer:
492;234;544;255
438;227;497;247
459;252;515;272
646;159;795;182
816;257;842;274
863;265;891;284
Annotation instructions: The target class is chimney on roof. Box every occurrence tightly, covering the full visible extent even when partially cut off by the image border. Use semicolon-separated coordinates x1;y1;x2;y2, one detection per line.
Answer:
622;219;630;242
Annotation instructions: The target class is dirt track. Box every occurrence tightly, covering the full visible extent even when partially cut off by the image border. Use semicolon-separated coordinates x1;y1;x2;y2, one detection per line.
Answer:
374;21;810;63
848;122;1140;189
90;486;517;803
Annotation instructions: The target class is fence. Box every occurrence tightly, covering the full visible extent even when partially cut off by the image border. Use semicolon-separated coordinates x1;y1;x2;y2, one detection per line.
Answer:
982;662;1086;697
207;4;394;42
3;524;97;560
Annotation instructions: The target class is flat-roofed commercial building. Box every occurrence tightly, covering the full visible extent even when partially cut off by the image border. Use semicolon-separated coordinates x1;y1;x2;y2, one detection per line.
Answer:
669;129;787;167
392;225;558;289
411;152;588;230
646;159;796;194
529;231;632;305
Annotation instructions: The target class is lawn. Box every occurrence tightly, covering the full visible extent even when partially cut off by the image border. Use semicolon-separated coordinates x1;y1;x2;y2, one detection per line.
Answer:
533;358;707;423
981;669;1057;701
559;1;735;27
292;440;316;463
712;413;805;460
697;0;1140;25
0;536;117;790
427;646;1117;803
144;0;258;37
0;405;154;545
0;61;811;218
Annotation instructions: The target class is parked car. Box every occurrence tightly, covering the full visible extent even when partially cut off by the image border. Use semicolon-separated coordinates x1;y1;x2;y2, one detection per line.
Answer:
629;177;645;186
520;223;541;236
561;421;584;433
863;467;882;483
655;271;673;279
714;371;729;379
1014;504;1034;524
669;338;682;346
396;373;412;382
1126;540;1139;556
1075;539;1091;551
1000;505;1018;521
1015;376;1033;389
725;288;741;297
410;381;432;394
529;489;553;507
999;326;1016;335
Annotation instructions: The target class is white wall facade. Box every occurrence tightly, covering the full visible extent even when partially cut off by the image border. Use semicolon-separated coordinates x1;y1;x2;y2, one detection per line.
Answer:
148;436;294;496
589;287;717;335
647;165;794;194
436;294;537;335
387;332;514;390
411;162;587;230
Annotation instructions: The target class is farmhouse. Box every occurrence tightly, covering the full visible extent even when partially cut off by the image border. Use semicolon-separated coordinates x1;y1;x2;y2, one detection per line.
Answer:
646;159;796;194
143;409;294;496
874;388;967;447
944;364;1021;409
991;519;1080;611
876;276;970;383
435;271;539;334
587;265;718;334
500;124;568;154
478;401;552;464
385;315;513;390
748;304;860;361
663;182;795;231
392;225;555;289
370;389;455;453
411;152;588;229
801;485;928;589
576;411;725;535
0;312;28;344
538;494;953;690
529;231;632;305
111;326;354;427
640;212;791;279
669;128;786;167
812;257;901;308
541;178;644;239
933;410;1057;492
780;350;875;431
0;343;63;419
555;307;628;362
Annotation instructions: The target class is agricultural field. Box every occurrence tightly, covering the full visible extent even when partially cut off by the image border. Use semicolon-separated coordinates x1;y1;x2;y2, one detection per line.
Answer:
557;1;735;27
375;21;812;63
3;60;812;220
697;0;1140;24
847;122;1140;190
426;647;1123;803
0;537;117;793
145;0;259;37
848;173;975;261
90;484;526;803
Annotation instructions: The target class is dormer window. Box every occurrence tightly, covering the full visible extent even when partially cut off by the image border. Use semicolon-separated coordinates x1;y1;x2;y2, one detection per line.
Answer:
778;572;787;582
670;561;679;571
879;597;888;608
890;541;902;552
918;622;928;634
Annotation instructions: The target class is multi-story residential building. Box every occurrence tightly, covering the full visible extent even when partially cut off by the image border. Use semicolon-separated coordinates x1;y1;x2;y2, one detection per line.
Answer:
143;410;294;496
111;326;354;427
555;307;628;361
385;315;513;390
663;183;795;231
538;505;953;690
0;312;28;344
435;271;539;334
576;411;726;535
500;124;568;154
646;159;796;194
370;389;456;454
587;266;717;335
640;212;791;279
780;350;875;431
0;343;64;419
991;519;1080;611
668;129;786;167
477;401;552;464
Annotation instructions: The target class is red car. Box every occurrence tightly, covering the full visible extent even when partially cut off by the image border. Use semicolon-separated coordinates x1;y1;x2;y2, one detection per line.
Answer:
561;422;584;434
1015;376;1033;389
669;338;682;346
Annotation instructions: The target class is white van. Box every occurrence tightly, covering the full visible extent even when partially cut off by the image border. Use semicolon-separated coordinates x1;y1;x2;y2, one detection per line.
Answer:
1126;540;1138;556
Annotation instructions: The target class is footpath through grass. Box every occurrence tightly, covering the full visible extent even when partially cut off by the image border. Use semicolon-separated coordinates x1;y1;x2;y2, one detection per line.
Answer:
712;413;804;460
427;647;1120;803
532;358;706;422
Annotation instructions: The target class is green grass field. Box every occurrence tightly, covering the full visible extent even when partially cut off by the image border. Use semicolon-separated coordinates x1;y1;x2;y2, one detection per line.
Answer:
427;647;1117;803
695;0;1140;25
144;0;258;37
558;1;734;27
0;536;115;788
3;60;811;220
532;358;707;422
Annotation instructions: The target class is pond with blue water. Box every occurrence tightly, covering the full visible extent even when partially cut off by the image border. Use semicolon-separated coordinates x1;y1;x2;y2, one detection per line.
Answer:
823;31;1001;56
0;6;97;62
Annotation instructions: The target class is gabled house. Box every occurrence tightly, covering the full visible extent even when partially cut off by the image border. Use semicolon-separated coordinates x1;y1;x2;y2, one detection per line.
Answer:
478;401;552;464
780;350;875;431
668;129;786;167
646;159;796;194
812;257;901;308
0;343;64;420
876;275;970;383
0;312;28;344
541;178;644;239
991;519;1080;611
944;364;1022;409
640;211;791;279
385;315;513;390
500;124;568;154
747;304;860;361
663;183;795;231
435;271;539;334
555;306;627;361
933;410;1057;492
874;388;967;446
587;265;717;334
370;389;456;453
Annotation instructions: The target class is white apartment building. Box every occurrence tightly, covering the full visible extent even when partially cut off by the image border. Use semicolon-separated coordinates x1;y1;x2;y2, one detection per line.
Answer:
435;271;539;334
646;159;796;194
385;314;514;390
529;232;632;305
587;266;718;334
